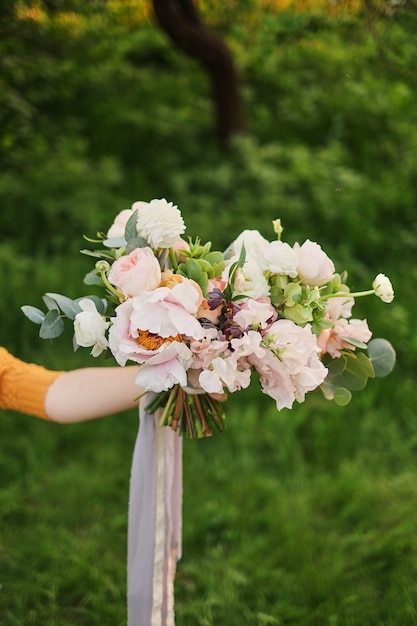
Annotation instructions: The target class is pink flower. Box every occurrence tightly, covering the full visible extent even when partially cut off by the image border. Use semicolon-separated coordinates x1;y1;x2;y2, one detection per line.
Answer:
252;319;328;409
322;318;372;359
233;299;276;330
107;247;162;297
135;342;194;391
108;282;205;368
293;240;335;286
107;209;135;239
199;356;251;394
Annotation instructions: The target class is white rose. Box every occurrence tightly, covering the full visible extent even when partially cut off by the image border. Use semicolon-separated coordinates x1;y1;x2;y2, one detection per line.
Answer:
74;299;109;357
373;273;394;303
136;198;185;249
224;257;270;300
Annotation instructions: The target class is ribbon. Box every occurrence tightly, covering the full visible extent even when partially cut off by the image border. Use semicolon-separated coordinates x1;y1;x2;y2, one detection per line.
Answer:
127;393;183;626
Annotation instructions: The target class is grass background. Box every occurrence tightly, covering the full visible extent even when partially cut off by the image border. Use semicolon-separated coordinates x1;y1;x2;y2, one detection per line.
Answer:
1;1;417;624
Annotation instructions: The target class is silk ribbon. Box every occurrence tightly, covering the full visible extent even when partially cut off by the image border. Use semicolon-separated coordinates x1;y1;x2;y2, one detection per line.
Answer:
127;393;183;626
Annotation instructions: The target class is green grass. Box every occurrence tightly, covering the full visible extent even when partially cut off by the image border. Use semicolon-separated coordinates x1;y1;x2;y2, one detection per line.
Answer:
2;2;417;624
2;379;417;625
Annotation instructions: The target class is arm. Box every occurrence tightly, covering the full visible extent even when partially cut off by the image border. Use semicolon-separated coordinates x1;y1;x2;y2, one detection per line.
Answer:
44;366;141;423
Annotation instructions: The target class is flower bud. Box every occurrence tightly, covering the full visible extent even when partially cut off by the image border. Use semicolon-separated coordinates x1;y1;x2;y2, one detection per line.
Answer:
372;273;394;303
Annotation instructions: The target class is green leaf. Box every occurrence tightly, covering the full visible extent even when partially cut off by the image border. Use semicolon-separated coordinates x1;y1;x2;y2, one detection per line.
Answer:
124;209;139;241
340;336;369;350
45;293;81;319
39;309;65;339
103;236;126;248
80;249;116;261
21;305;45;325
334;387;352;406
125;236;149;254
83;269;104;286
368;338;396;377
337;352;374;391
74;296;107;315
42;294;60;311
178;259;208;295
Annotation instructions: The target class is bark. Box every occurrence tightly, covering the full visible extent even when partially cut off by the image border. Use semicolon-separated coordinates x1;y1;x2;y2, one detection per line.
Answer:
152;0;246;144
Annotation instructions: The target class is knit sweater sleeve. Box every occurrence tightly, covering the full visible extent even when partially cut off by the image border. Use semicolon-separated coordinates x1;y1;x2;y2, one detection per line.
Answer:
0;347;62;420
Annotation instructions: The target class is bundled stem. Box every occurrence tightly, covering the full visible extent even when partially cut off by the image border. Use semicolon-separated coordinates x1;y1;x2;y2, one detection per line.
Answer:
145;385;226;439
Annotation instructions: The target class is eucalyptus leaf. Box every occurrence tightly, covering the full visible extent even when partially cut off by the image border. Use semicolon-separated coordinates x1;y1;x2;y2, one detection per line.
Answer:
21;305;45;325
74;296;107;315
124;209;139;242
42;294;60;311
334;387;352;406
80;248;116;261
45;293;80;319
337;352;373;391
83;269;104;286
368;338;396;377
125;236;150;254
340;336;369;350
103;236;127;248
39;309;65;339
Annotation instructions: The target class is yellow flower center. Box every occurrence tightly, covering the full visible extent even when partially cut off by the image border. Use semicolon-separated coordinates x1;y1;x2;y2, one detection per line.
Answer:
136;329;182;351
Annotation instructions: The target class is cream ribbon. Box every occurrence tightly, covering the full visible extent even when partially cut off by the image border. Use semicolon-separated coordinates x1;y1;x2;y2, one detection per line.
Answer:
127;394;183;626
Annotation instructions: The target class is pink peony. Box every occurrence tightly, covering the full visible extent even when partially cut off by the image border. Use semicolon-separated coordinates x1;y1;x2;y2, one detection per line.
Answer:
293;239;335;286
107;246;162;297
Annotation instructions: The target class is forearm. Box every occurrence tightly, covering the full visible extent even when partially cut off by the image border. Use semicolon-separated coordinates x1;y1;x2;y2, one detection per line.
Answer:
44;366;141;423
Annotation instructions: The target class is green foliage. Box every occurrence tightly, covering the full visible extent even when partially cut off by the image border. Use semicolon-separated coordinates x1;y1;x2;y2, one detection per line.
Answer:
1;1;417;624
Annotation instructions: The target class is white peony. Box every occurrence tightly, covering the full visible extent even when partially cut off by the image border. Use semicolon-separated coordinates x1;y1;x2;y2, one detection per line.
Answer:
74;299;109;357
373;273;394;303
136;198;185;249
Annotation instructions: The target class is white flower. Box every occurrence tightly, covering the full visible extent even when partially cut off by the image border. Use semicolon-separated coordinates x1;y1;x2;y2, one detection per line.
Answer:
263;240;299;277
373;273;394;303
223;257;270;300
293;239;335;286
136;198;185;249
224;229;270;268
74;299;109;357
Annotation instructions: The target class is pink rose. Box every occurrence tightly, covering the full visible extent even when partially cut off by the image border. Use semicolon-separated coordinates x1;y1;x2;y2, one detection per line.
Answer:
293;240;335;286
107;247;161;297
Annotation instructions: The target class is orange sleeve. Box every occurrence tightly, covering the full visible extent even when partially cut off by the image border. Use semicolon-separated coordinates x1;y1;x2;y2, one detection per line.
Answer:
0;347;62;420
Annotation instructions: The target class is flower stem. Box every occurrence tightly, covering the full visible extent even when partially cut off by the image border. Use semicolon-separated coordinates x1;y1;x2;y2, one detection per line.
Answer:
169;247;179;271
321;289;375;301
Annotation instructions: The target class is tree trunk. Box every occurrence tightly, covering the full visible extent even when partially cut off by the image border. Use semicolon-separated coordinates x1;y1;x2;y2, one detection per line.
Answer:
152;0;246;144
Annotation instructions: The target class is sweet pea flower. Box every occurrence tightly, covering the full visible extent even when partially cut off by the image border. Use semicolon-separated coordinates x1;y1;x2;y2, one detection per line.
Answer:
224;257;270;300
136;198;186;249
263;240;299;277
320;318;372;359
107;246;162;297
252;319;328;409
373;273;394;303
293;239;335;286
73;298;109;357
224;229;269;267
233;299;276;330
199;355;251;394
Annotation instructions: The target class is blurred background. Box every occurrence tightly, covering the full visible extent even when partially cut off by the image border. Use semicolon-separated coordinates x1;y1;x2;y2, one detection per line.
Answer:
1;1;417;624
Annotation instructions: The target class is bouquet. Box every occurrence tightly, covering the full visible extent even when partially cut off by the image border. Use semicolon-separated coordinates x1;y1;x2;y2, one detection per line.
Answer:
22;198;395;438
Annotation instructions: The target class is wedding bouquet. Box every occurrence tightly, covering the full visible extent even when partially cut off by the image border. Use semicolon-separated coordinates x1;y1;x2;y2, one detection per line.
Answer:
22;198;395;438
